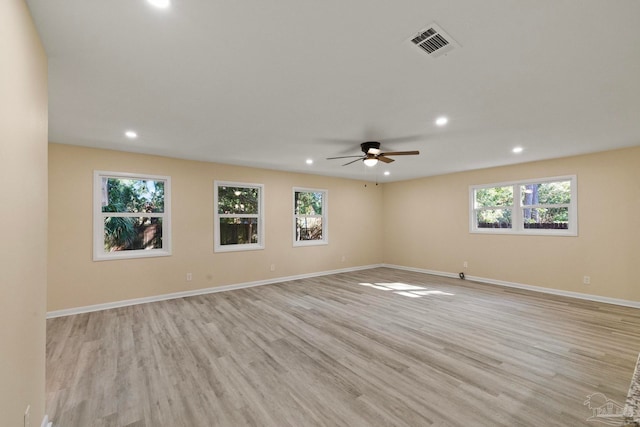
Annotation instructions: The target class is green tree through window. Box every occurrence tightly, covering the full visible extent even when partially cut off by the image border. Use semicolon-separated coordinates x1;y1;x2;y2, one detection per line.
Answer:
474;185;513;228
471;176;576;235
214;182;264;251
102;178;165;251
94;171;171;261
294;188;327;245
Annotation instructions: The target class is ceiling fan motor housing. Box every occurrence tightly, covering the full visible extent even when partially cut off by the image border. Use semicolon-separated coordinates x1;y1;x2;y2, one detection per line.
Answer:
361;141;381;154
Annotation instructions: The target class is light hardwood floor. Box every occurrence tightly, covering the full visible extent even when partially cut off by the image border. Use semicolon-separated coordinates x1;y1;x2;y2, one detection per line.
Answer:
46;268;640;426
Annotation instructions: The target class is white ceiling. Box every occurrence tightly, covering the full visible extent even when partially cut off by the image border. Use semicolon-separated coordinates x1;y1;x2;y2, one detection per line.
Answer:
27;0;640;182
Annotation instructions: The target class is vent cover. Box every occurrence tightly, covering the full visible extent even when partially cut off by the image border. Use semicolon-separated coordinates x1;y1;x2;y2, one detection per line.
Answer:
410;23;458;58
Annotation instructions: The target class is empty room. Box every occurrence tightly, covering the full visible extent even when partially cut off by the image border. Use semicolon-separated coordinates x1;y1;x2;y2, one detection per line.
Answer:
3;0;640;426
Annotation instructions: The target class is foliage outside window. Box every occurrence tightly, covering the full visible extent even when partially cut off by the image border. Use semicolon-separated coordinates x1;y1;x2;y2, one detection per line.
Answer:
93;171;171;261
294;188;328;246
470;176;577;235
214;181;264;252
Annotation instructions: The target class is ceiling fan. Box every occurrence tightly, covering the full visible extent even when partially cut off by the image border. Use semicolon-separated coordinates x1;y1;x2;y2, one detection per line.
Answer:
327;141;420;167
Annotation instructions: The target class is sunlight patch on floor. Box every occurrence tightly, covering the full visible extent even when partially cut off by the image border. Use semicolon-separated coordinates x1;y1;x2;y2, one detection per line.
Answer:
412;290;454;296
395;291;422;298
358;282;455;298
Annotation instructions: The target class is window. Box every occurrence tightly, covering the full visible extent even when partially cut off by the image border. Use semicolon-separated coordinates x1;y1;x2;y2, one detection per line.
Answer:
470;175;577;235
293;188;328;246
214;181;264;252
93;171;171;260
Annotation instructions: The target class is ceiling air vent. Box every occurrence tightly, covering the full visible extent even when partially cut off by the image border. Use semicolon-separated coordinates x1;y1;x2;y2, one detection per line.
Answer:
410;23;458;58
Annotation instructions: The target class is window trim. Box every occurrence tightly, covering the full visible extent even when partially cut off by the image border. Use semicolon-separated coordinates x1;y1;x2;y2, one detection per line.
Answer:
469;175;577;236
293;187;328;247
214;180;265;253
93;170;172;261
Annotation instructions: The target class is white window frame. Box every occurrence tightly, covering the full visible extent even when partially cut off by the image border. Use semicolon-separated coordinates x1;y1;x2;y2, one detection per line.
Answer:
214;181;264;252
293;187;328;247
93;171;171;261
470;175;577;236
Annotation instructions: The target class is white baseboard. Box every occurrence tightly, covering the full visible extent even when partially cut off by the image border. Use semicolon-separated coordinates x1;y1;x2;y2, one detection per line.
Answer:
46;264;383;318
47;263;640;318
382;263;640;309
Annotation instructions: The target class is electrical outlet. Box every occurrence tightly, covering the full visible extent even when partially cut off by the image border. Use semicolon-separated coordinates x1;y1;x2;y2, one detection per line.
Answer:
186;273;192;281
583;276;591;285
341;255;346;262
463;261;468;268
270;264;275;271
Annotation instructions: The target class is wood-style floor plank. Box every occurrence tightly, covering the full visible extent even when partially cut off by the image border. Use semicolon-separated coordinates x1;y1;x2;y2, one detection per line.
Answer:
46;268;640;426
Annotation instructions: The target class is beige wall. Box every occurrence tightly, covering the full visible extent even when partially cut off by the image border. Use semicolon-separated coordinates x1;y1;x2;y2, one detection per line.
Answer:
48;143;384;311
0;0;48;424
383;146;640;302
49;145;640;312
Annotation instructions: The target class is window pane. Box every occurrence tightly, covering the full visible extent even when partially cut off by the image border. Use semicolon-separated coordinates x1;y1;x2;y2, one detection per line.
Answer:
295;191;323;215
101;178;165;213
476;209;512;228
523;207;569;229
521;181;571;206
217;186;259;215
103;217;163;251
475;186;513;208
219;218;259;245
296;217;323;241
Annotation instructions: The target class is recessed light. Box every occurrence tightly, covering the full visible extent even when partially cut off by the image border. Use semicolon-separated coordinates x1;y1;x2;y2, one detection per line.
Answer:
512;146;523;153
435;116;448;126
125;130;138;139
147;0;170;9
384;171;390;176
305;159;313;165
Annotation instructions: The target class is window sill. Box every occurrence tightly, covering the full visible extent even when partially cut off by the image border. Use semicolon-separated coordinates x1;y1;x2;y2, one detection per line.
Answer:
293;240;328;247
470;229;577;237
93;249;172;261
214;243;264;253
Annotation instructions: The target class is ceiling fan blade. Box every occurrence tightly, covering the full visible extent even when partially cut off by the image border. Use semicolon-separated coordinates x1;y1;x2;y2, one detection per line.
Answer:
326;155;364;160
380;150;420;156
378;156;395;163
342;158;364;166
